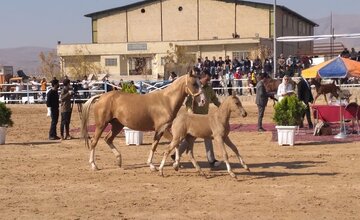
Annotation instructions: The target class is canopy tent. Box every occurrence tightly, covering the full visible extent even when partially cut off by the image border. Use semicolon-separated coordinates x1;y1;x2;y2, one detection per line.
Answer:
301;57;360;139
302;57;360;79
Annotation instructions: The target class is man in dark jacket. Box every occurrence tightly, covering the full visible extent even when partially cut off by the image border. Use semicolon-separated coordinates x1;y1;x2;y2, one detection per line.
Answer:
46;79;60;140
297;77;314;129
255;72;270;132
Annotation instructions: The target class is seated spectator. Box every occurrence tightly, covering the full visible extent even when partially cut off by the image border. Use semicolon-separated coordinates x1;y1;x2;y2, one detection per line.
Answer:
340;48;350;58
277;75;294;101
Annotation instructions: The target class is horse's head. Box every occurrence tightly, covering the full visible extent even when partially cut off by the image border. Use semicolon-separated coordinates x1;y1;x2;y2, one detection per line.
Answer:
310;78;320;87
225;93;247;117
184;69;203;98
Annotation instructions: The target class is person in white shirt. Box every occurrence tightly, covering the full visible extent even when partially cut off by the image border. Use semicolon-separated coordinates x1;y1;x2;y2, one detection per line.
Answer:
277;75;294;101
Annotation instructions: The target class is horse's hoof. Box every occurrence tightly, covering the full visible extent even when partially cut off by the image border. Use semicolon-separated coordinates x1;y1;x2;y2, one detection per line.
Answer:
116;158;122;168
91;165;100;171
149;164;158;172
229;172;237;178
159;171;164;177
199;171;206;177
172;163;179;171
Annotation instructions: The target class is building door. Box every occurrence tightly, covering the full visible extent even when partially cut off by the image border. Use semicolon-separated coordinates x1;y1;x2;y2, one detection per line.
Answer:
128;57;152;76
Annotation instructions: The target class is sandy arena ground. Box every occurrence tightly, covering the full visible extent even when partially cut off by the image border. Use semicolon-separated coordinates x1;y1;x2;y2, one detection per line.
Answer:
0;99;359;220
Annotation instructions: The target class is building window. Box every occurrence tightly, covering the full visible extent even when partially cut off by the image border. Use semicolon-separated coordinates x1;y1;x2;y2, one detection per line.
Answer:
283;14;287;27
128;57;152;75
105;58;118;66
270;10;274;38
92;19;98;43
288;16;293;29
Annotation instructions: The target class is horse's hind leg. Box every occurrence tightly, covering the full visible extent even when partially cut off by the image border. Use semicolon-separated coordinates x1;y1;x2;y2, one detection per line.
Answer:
323;94;328;104
186;137;206;177
89;123;107;171
224;136;250;172
104;120;123;167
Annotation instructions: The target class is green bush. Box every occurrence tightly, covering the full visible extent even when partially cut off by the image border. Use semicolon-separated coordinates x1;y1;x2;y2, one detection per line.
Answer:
0;102;13;127
273;95;306;126
121;82;137;93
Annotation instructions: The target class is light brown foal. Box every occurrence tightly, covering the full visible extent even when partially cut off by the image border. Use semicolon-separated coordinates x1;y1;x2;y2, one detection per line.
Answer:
159;93;250;178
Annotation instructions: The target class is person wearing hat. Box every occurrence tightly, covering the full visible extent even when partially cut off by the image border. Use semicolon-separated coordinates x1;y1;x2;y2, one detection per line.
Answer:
255;72;272;132
46;79;60;140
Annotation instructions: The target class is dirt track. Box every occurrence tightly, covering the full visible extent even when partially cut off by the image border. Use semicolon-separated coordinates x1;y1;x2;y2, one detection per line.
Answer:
0;102;359;220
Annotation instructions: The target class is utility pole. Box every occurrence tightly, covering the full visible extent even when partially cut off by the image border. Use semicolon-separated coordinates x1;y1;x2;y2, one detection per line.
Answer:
273;0;277;78
330;12;334;59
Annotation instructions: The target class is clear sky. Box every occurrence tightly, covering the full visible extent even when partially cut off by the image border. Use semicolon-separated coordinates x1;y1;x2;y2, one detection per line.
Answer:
0;0;359;49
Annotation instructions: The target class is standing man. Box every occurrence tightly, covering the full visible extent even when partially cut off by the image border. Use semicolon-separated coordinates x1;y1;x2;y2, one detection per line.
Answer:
297;77;314;129
255;72;270;132
171;70;222;167
60;80;73;140
46;79;60;140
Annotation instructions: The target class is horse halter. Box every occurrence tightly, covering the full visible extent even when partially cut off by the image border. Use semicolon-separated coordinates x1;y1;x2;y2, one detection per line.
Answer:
185;74;202;97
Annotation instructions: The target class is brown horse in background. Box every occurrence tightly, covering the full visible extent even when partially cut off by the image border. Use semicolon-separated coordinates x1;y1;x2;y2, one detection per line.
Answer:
310;78;340;104
81;72;203;171
262;76;298;103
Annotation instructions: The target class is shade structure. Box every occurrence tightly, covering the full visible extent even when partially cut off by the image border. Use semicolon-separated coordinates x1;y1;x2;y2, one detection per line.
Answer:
301;57;360;139
301;57;360;79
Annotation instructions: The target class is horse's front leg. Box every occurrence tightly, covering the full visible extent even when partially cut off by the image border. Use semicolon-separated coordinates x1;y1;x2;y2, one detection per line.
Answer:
224;136;250;172
158;139;180;177
147;131;163;172
214;136;236;178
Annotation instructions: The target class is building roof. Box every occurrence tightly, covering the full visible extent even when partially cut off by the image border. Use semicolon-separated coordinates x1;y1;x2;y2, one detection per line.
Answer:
84;0;318;26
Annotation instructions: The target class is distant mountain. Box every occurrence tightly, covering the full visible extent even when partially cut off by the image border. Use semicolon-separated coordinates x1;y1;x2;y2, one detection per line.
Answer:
314;14;360;50
0;47;55;76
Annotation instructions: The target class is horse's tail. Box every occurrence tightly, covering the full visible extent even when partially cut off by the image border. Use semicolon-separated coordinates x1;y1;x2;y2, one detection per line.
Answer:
81;94;102;149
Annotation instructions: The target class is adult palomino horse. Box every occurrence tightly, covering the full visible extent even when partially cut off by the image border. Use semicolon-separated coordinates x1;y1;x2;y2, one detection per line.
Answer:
81;71;203;171
158;93;250;178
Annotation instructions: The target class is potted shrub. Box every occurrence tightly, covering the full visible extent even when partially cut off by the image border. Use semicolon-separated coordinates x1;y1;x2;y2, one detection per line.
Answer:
273;95;306;146
121;82;143;145
0;102;14;144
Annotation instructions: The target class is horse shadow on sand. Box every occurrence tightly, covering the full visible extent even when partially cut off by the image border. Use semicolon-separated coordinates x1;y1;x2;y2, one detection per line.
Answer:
6;141;61;146
173;160;337;179
121;159;338;180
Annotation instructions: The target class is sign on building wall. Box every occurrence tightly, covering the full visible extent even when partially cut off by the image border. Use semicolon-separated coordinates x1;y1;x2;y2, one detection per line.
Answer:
127;43;147;51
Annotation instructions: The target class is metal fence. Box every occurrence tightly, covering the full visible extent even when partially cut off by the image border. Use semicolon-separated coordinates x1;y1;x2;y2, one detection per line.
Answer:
0;78;359;104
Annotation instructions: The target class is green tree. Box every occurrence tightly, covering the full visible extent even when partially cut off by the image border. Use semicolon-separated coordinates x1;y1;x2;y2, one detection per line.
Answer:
65;47;108;80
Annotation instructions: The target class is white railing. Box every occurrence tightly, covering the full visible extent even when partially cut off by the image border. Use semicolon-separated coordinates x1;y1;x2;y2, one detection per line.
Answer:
0;78;359;104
